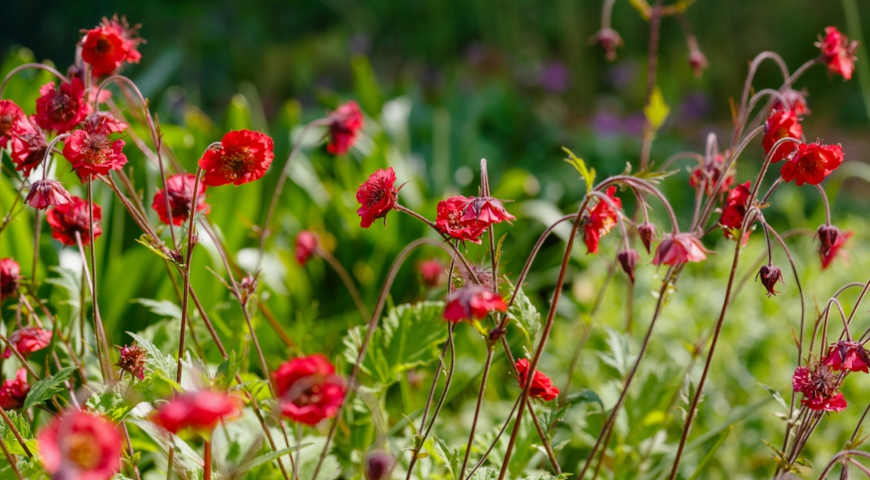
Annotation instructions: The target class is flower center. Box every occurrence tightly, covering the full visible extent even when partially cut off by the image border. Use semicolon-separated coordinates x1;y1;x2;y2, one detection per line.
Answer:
221;149;251;179
49;92;76;124
95;38;113;54
83;133;111;164
294;384;323;407
66;432;101;470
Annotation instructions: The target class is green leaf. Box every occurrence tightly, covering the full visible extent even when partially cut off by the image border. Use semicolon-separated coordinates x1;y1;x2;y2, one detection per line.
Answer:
644;86;670;131
468;467;499;480
519;474;571;480
132;298;182;320
216;443;312;480
506;282;541;348
686;426;733;480
0;411;37;456
86;389;136;422
22;366;74;410
127;332;177;380
351;55;383;115
215;350;245;389
562;147;595;194
433;435;463;479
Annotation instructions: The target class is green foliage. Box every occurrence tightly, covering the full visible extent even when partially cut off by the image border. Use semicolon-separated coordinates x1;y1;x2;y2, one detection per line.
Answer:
506;282;542;348
562;147;595;194
0;411;37;457
22;366;74;410
127;332;178;380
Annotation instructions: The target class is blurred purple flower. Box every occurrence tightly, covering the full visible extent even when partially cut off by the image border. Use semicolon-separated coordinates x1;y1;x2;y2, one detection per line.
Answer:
591;110;622;136
622;113;646;136
680;92;711;122
539;62;569;93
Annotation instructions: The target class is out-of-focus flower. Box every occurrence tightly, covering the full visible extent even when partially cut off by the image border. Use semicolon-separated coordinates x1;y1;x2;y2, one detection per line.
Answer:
823;340;870;373
116;344;147;381
419;259;446;288
295;231;319;265
584;186;622;254
34;79;92;133
46;196;102;246
199;130;274;186
774;89;810;116
152;173;208;226
151;390;242;435
539;61;570;93
25;179;72;210
515;358;560;401
37;410;122;480
273;354;346;426
81;16;143;77
689;153;734;196
327;101;364;155
763;110;802;164
10;115;48;177
0;100;24;149
818;26;859;80
757;265;784;297
820;230;852;270
365;451;396;480
687;50;709;78
817;224;841;257
780;141;844;186
0;369;28;410
590;29;623;61
356;167;398;228
0;258;21;300
443;285;507;322
2;327;52;359
652;233;709;266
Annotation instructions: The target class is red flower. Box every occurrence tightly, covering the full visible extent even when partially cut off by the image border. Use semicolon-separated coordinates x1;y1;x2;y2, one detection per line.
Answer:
62;122;128;180
803;392;847;412
327;101;364;155
37;410;122;480
273;354;346;426
515;358;560;401
443;285;507;322
762;110;802;163
792;364;846;412
823;340;870;373
116;344;147;381
461;196;516;227
419;259;446;288
151;390;242;435
0;368;28;410
46;196;103;246
820;230;852;270
818;26;859;80
0;99;24;149
81;16;143;77
652;233;709;266
757;265;784;297
0;258;21;300
792;366;812;393
356;167;399;228
689;153;734;196
2;327;52;359
295;231;319;265
198;130;275;186
152;173;209;226
365;452;396;480
435;195;486;243
9;115;48;177
82;112;128;134
583;186;622;254
719;181;751;239
687;50;709;78
774;89;810;117
34;79;92;133
780;141;844;186
637;222;657;254
26;179;73;210
590;28;623;61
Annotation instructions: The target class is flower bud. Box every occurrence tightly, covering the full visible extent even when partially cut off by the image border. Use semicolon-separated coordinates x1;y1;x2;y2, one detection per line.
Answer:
25;179;72;210
637;223;657;254
687;50;709;78
756;265;784;297
617;249;639;284
590;28;623;61
239;275;259;305
365;451;395;480
817;225;840;256
295;231;319;265
116;344;147;380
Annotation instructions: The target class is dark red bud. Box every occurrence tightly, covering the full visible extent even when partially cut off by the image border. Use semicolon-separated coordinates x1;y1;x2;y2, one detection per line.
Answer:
817;225;840;256
637;223;657;254
365;451;395;480
688;51;709;78
757;265;784;297
617;249;639;284
590;29;623;61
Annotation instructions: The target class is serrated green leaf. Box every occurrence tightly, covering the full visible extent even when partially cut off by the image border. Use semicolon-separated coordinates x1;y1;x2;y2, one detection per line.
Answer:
562;147;595;193
127;332;177;380
86;389;135;422
468;467;499;480
506;281;541;348
0;411;37;456
22;366;74;410
216;443;312;480
644;87;670;131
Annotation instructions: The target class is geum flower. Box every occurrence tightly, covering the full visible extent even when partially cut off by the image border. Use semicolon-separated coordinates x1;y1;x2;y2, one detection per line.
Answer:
9;115;48;177
419;259;446;288
2;327;52;359
81;16;143;77
515;358;560;401
774;89;810;117
82;111;128;134
46;196;102;246
780;141;844;186
443;285;507;322
152;173;209;226
34;78;92;133
37;411;122;480
820;230;852;270
198;129;274;186
689;152;734;196
25;179;72;210
0;368;28;410
0;258;21;300
273;354;347;426
762;110;802;163
436;195;486;243
584;186;622;254
116;344;147;381
652;233;709;266
63;120;128;180
719;181;752;240
295;231;319;265
150;390;242;435
356;167;399;228
0;99;24;149
823;340;870;373
792;364;847;412
756;265;784;297
818;26;859;80
460;196;516;227
327;101;364;155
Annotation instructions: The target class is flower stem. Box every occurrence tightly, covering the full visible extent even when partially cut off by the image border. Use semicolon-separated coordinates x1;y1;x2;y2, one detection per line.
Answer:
317;247;370;320
458;347;494;480
203;440;212;480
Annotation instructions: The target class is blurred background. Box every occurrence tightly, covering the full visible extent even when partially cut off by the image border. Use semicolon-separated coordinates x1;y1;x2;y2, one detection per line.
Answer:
3;1;870;478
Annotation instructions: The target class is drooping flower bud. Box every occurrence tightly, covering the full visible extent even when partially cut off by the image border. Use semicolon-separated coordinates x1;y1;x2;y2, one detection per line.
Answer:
590;29;623;61
419;259;446;288
637;223;657;254
617;249;639;284
817;224;840;256
116;344;147;381
687;50;709;78
25;179;72;210
295;231;318;265
756;265;784;297
364;451;396;480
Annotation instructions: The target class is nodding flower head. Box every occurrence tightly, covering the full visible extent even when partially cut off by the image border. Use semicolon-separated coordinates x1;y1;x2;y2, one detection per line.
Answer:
198;130;275;187
687;50;709;78
273;354;347;426
583;186;622;254
26;179;72;211
515;358;560;401
2;327;52;359
756;265;784;297
818;26;859;81
689;153;734;196
823;340;870;373
9;115;48;177
820;230;852;270
637;222;657;254
46;196;102;246
34;79;92;134
652;233;709;266
817;224;841;257
762;110;802;164
436;195;486;243
617;249;639;284
719;181;752;241
0;368;29;410
590;28;623;61
152;173;209;226
0;100;25;149
443;285;507;323
356;167;399;228
0;258;21;301
774;89;810;117
327;101;364;155
460;196;516;227
364;451;396;480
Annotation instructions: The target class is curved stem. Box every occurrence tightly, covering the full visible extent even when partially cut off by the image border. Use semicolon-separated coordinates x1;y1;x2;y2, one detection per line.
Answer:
0;63;68;98
317;247;370;320
816;184;833;226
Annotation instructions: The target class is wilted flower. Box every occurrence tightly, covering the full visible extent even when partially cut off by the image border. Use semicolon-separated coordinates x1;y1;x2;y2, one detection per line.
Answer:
2;327;52;359
357;167;399;228
817;224;841;256
443;285;507;322
152;173;209;225
515;358;560;401
818;26;859;80
81;16;143;77
757;265;784;297
652;233;709;266
116;344;147;381
436;195;486;243
689;153;734;196
584;186;622;254
199;130;274;186
46;196;102;246
365;451;396;480
25;179;73;210
34;78;92;133
780;141;844;186
617;249;639;284
295;231;319;265
0;258;21;300
419;259;446;288
273;354;346;426
327;101;364;155
763;110;802;163
9;115;48;177
151;390;242;435
590;28;623;61
637;222;657;254
37;410;122;480
820;230;852;270
0;99;24;149
0;369;28;410
823;340;870;373
792;364;846;412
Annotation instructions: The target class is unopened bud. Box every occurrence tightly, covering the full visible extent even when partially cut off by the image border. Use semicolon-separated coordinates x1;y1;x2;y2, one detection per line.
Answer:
590;28;623;61
688;50;709;78
757;265;784;297
617;249;639;284
637;223;657;254
817;225;840;256
365;451;395;480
